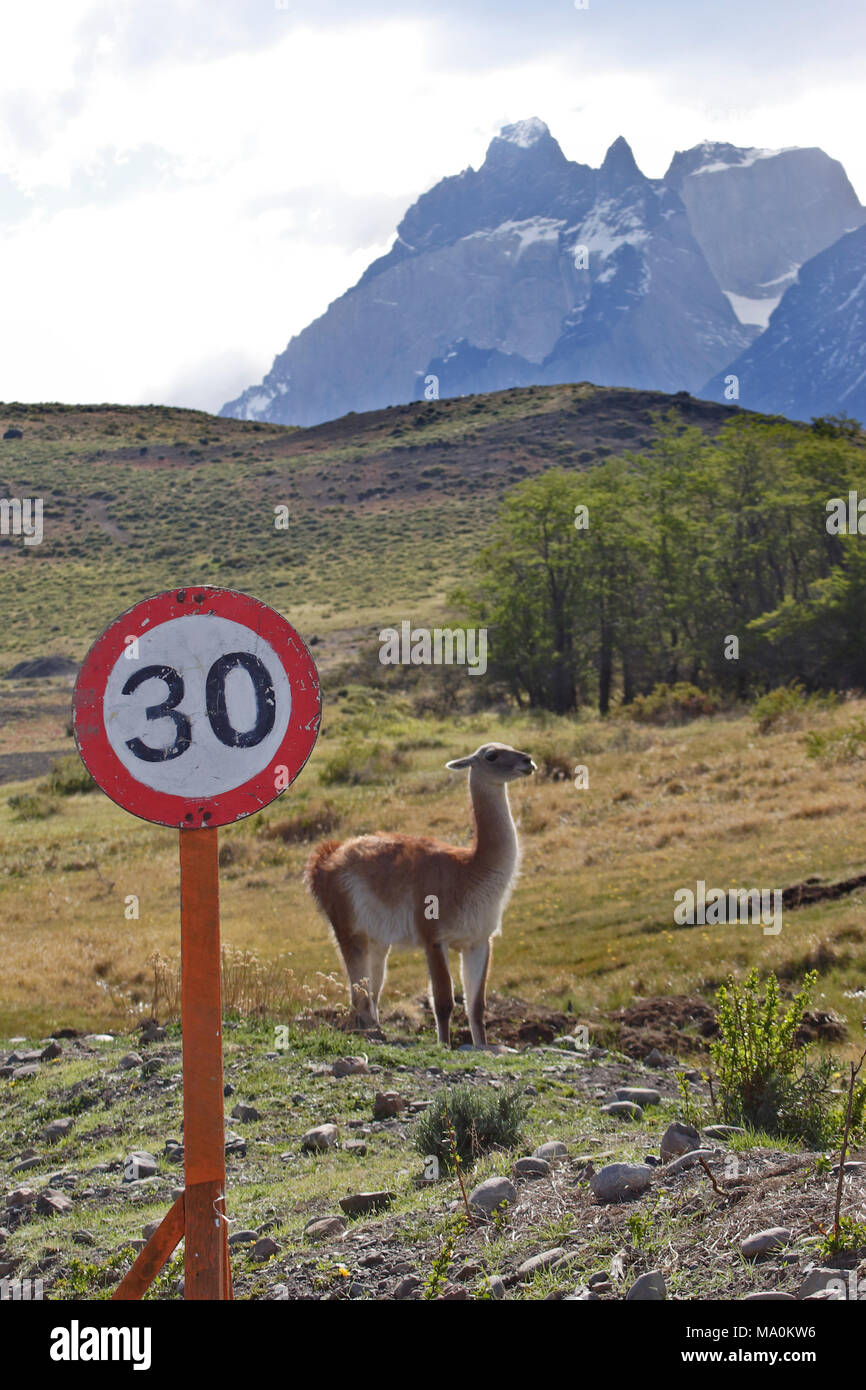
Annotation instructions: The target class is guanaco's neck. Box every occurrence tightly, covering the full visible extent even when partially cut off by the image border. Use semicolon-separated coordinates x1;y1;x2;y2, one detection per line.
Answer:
467;770;519;879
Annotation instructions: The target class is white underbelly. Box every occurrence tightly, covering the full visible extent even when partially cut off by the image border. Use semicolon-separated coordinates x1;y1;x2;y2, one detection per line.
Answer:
342;874;509;949
344;878;417;945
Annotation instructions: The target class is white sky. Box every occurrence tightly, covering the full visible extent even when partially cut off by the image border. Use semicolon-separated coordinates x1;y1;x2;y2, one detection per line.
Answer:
0;0;863;413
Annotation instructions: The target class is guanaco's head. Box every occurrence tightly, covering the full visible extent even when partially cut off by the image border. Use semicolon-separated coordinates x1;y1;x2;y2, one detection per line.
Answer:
446;742;536;783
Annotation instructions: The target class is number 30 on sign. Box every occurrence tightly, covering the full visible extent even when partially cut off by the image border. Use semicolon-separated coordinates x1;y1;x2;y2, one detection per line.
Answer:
73;587;321;828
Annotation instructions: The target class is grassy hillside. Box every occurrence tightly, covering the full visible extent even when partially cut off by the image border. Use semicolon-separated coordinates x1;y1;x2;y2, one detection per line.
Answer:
1;689;865;1052
1;383;862;1056
2;385;865;1307
0;385;760;673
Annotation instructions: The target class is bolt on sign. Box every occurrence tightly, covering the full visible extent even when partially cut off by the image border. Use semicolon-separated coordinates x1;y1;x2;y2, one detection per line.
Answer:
73;587;321;1300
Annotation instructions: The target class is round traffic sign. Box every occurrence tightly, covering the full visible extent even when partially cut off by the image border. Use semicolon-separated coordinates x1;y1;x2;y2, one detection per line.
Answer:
73;587;321;827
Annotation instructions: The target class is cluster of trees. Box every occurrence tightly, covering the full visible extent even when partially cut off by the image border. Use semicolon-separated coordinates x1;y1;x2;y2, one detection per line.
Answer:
459;413;866;713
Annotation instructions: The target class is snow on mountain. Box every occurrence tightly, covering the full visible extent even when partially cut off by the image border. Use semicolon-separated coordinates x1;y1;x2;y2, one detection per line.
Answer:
672;141;797;177
499;117;550;149
221;125;864;428
664;142;865;307
701;225;866;423
721;292;781;329
221;123;752;426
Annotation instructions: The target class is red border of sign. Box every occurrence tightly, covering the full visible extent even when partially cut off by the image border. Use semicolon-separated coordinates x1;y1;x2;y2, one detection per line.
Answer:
73;586;321;828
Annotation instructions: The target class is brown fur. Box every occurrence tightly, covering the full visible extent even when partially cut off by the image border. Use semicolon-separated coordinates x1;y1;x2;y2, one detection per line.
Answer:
304;742;535;1045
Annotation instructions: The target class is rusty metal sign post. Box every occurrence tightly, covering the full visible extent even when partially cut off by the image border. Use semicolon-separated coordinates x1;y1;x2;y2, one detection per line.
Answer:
72;587;321;1300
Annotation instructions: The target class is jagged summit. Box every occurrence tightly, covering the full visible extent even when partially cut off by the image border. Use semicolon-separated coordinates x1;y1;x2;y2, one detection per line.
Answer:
664;141;865;309
665;140;786;186
481;117;569;173
221;123;866;427
601;136;641;175
355;118;587;287
598;136;645;191
497;117;551;148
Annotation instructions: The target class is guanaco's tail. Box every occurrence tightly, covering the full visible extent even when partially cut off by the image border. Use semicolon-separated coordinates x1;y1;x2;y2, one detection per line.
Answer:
303;840;343;907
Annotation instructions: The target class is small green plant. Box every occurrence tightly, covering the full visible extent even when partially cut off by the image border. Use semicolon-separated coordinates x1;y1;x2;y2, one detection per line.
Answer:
490;1202;510;1236
310;1258;353;1292
144;1251;184;1300
675;1070;708;1129
711;969;863;1147
413;1083;530;1172
51;1251;129;1299
712;968;810;1132
826;1046;866;1254
423;1216;465;1300
816;1215;866;1260
626;1209;655;1248
443;1094;476;1227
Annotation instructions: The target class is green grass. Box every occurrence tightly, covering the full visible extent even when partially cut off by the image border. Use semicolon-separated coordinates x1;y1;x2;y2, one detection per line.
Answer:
2;691;866;1045
0;387;750;670
1;1019;855;1300
0;1022;590;1300
2;390;862;1302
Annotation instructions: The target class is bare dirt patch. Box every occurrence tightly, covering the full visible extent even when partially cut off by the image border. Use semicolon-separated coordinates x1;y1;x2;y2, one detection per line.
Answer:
612;994;718;1059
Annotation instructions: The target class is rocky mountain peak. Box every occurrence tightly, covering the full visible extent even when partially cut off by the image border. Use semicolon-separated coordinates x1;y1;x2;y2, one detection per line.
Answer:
221;122;865;428
663;141;865;310
599;135;644;187
664;140;774;187
480;117;570;175
495;117;551;149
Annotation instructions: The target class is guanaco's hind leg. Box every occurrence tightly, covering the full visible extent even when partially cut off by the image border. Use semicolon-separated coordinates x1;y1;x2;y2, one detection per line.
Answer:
366;941;390;1024
335;932;376;1030
424;941;454;1047
461;941;491;1047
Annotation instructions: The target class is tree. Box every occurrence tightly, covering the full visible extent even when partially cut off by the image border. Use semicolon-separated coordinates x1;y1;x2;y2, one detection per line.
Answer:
458;471;587;712
457;414;866;713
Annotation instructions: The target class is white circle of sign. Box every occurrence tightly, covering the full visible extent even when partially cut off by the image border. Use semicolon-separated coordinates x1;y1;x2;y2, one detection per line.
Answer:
102;614;292;798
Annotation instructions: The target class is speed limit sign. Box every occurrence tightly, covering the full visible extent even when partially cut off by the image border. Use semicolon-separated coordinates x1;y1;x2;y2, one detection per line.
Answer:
73;586;320;828
74;587;321;1303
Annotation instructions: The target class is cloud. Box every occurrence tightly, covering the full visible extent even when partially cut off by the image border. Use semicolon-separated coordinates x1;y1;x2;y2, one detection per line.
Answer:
0;145;185;226
0;0;863;411
244;186;415;250
137;348;269;415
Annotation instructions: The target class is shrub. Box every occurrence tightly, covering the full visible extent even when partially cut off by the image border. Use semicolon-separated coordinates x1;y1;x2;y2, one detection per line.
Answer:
413;1083;530;1173
752;682;839;734
674;1070;709;1130
217;839;251;868
258;800;341;843
816;1215;866;1259
44;755;98;796
319;742;407;787
7;792;59;821
531;738;577;782
810;414;862;440
753;683;804;732
624;682;717;726
804;718;866;764
711;969;865;1148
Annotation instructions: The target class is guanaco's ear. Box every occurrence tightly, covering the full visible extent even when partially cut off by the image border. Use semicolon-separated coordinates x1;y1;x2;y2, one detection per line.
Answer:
445;754;475;770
